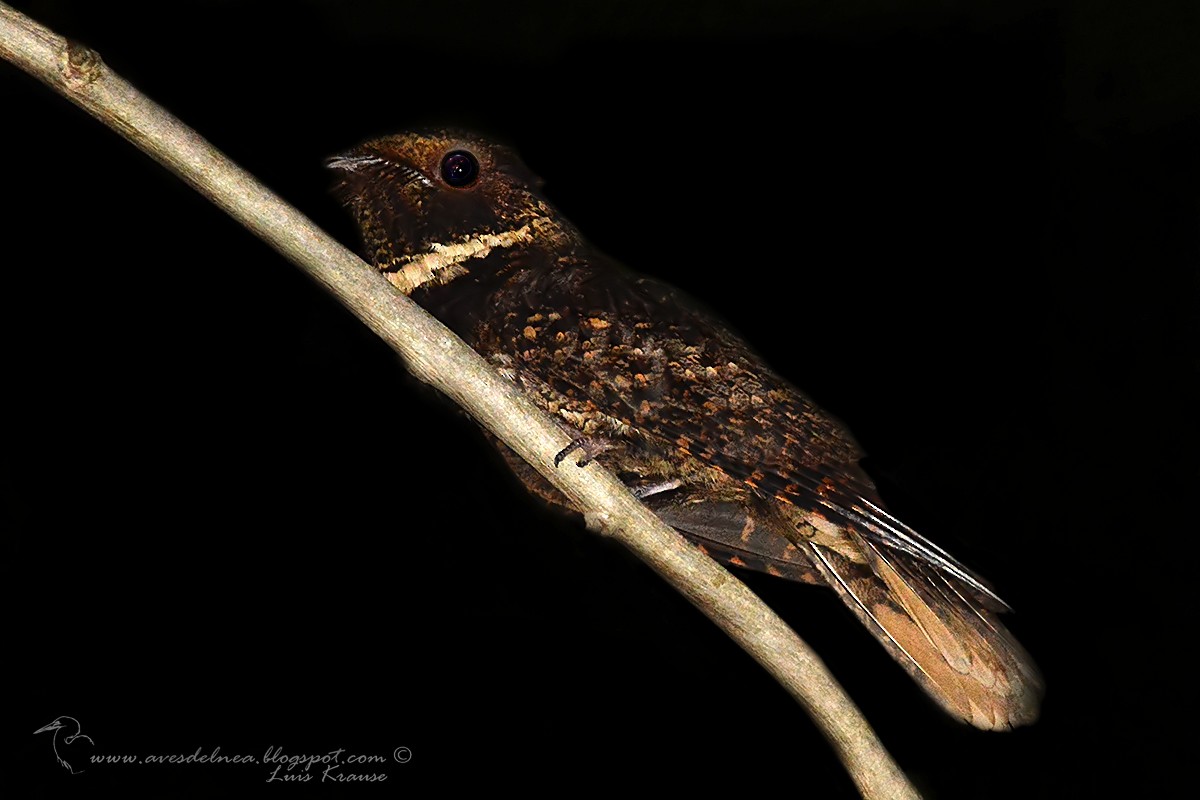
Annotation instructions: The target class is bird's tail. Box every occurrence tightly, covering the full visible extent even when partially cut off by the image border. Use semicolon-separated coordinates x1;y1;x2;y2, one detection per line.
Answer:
800;510;1043;730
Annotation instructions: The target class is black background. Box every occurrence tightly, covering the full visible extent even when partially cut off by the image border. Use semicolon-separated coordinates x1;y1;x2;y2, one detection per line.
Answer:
5;1;1196;796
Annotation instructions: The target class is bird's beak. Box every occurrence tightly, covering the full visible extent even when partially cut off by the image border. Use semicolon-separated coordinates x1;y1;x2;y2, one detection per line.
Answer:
325;152;386;174
34;721;62;734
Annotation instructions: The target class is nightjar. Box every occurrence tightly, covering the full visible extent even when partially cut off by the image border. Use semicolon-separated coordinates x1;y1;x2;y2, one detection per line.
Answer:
328;130;1043;729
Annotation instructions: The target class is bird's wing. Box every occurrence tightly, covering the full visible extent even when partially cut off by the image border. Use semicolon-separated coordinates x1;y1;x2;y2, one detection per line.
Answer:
645;490;823;584
484;267;1042;727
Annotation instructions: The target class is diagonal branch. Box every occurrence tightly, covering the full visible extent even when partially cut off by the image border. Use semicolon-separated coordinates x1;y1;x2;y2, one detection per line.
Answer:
0;4;918;798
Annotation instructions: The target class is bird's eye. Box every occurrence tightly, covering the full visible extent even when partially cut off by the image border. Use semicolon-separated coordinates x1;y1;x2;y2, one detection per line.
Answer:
440;150;479;187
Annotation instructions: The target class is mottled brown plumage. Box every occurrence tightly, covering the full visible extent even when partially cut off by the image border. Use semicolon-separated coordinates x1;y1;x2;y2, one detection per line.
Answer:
328;130;1043;729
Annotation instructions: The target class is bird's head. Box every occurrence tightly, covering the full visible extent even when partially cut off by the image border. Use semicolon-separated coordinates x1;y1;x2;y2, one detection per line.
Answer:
34;716;72;735
328;130;574;295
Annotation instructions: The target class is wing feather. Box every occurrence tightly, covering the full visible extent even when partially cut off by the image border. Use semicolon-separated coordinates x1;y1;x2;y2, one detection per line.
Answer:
480;263;1042;728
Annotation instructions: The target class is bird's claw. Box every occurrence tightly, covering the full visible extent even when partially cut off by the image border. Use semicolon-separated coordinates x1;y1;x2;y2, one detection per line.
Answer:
553;436;613;468
554;441;588;465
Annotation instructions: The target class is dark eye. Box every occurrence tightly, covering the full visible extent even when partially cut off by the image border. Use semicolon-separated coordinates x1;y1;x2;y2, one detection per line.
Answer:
440;150;479;187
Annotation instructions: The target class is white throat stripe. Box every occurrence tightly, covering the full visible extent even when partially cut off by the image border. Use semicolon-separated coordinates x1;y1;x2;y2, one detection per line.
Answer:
383;224;535;294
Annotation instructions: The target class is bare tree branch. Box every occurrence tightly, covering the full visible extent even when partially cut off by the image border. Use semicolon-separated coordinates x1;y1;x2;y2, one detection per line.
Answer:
1;4;919;797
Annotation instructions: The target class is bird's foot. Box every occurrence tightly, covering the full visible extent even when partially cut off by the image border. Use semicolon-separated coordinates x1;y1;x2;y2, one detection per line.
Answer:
553;436;614;468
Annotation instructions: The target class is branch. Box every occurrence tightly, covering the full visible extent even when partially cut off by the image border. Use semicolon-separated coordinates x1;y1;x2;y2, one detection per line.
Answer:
0;5;918;798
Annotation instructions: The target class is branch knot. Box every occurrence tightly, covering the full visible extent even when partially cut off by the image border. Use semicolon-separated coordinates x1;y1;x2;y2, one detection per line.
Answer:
61;39;101;89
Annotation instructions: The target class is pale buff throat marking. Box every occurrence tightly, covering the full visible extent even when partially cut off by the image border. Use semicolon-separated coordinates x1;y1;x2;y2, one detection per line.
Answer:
382;223;537;294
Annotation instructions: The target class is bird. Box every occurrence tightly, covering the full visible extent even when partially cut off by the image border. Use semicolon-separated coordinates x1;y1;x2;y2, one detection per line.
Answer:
34;716;94;774
328;129;1043;729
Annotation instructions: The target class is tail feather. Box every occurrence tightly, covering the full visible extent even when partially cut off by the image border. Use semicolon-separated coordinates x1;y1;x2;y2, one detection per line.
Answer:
805;531;1042;730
